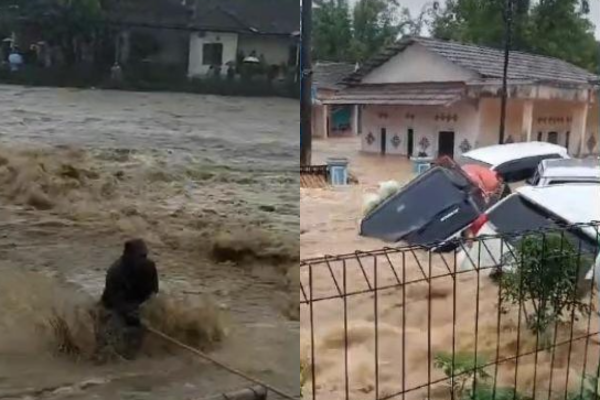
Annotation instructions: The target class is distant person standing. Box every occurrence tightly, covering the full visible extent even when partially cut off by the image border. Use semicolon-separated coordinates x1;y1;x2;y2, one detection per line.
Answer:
1;39;11;64
8;48;23;72
110;63;123;84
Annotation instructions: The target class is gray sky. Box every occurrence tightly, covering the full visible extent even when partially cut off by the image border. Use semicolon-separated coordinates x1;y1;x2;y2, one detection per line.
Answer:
349;0;600;39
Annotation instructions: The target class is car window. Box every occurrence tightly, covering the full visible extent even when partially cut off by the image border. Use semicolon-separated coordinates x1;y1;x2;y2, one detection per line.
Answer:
495;154;563;183
487;195;597;254
488;195;555;234
529;168;541;185
361;168;477;243
547;179;600;185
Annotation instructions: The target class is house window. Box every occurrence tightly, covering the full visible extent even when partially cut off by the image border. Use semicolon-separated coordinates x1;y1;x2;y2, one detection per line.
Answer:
203;43;223;66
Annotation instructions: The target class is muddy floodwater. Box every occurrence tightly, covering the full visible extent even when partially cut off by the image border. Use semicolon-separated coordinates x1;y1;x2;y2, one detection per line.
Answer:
0;85;299;399
301;138;600;400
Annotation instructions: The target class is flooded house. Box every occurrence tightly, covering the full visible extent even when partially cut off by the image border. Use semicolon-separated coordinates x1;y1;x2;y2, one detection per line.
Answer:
325;37;599;158
312;62;357;138
187;0;300;78
110;0;192;70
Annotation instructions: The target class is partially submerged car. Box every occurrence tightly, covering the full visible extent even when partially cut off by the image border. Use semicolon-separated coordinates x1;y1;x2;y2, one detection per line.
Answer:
459;142;570;183
457;184;600;280
360;159;506;248
527;158;600;186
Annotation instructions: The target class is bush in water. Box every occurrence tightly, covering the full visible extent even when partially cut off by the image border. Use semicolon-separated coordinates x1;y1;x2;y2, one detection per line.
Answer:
362;180;402;216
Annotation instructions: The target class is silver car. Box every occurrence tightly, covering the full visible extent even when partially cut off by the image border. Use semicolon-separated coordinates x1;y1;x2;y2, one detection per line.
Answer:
527;158;600;186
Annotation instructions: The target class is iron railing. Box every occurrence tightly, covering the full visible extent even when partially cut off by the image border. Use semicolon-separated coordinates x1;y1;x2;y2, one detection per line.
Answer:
300;222;600;400
300;164;329;175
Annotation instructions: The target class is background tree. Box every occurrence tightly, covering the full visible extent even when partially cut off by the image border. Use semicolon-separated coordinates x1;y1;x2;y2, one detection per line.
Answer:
351;0;404;61
430;0;599;72
431;0;531;51
312;0;420;63
313;0;353;62
4;0;103;65
527;0;599;72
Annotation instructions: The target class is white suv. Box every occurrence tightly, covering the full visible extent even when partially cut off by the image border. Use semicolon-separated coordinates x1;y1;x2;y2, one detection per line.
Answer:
459;142;569;183
527;158;600;187
457;184;600;281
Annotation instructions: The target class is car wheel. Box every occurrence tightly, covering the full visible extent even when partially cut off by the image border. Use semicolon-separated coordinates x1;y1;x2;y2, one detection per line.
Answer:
433;241;460;253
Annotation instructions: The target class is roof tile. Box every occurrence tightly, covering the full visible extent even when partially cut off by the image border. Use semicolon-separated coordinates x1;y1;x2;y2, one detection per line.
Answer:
346;37;598;86
192;0;299;35
313;62;356;90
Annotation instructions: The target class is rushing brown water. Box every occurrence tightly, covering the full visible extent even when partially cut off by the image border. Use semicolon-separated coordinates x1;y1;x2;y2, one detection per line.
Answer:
301;138;600;400
0;85;299;399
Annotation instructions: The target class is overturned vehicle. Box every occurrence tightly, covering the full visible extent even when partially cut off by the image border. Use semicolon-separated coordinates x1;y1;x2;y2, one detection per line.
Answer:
360;157;509;250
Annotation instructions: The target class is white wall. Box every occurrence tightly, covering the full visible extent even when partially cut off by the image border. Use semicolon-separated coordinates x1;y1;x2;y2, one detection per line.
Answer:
312;104;326;138
360;101;480;158
238;35;291;66
358;98;600;157
478;98;598;155
188;31;238;77
477;98;525;147
362;43;478;84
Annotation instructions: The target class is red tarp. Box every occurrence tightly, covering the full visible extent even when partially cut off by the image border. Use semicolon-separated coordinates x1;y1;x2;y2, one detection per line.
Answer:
433;156;502;198
462;164;501;196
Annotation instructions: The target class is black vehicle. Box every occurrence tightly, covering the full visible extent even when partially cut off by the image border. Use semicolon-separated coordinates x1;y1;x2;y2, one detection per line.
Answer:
360;164;501;248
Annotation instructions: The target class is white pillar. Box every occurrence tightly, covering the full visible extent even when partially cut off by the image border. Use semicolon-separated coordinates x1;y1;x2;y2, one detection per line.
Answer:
323;105;330;138
353;105;359;136
522;100;534;142
311;105;317;138
573;101;589;156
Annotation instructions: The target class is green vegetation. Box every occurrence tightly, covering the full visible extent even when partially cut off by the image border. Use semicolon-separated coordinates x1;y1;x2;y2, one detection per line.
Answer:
314;0;422;63
313;0;599;72
499;233;592;337
570;374;600;400
431;0;598;72
0;0;299;97
435;351;490;399
435;351;529;400
0;66;299;98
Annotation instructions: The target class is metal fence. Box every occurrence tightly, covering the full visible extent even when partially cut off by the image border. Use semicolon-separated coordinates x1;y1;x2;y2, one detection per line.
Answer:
300;164;329;188
300;165;329;175
300;223;600;400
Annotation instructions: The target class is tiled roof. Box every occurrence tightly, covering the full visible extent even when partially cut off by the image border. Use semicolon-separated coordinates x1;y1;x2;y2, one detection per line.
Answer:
345;37;598;86
108;0;191;27
313;62;356;90
191;0;299;35
324;83;465;106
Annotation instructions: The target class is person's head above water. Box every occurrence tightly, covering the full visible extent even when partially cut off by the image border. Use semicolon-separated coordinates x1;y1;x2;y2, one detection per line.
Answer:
123;239;148;262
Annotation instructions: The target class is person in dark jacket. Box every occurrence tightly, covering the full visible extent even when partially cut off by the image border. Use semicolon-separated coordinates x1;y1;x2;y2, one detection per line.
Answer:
95;239;158;360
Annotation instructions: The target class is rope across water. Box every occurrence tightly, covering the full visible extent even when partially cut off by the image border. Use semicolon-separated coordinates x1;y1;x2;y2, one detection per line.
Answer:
144;324;299;400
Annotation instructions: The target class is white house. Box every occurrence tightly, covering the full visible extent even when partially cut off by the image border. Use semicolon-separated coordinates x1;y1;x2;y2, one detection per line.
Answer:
187;0;299;77
325;37;599;158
